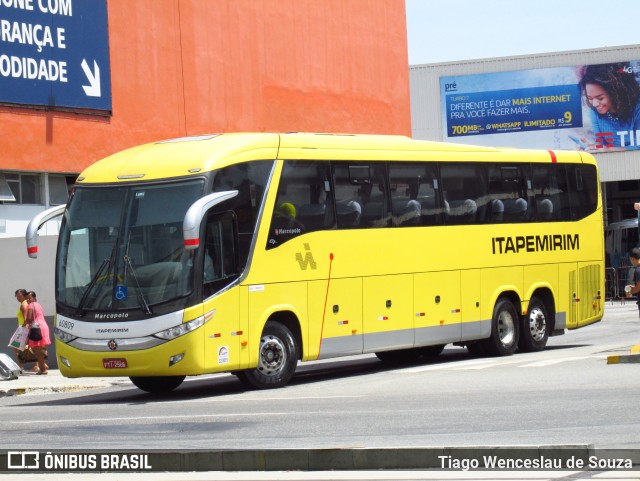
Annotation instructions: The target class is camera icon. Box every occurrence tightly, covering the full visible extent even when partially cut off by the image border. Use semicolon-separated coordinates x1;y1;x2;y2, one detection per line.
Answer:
7;451;40;470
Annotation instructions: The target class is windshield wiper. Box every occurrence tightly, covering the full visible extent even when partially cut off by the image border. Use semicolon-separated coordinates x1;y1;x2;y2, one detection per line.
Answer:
75;256;111;316
123;254;152;315
122;230;152;315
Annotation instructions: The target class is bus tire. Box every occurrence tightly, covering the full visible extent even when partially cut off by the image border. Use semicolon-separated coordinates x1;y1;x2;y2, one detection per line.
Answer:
236;322;298;389
481;298;519;356
519;296;549;352
129;375;185;393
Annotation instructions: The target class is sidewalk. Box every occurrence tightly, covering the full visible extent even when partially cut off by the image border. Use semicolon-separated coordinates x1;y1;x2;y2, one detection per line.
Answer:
603;300;640;364
0;369;130;397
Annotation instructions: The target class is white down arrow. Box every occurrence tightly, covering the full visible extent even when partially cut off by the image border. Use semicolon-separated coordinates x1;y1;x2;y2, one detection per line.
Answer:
81;59;101;97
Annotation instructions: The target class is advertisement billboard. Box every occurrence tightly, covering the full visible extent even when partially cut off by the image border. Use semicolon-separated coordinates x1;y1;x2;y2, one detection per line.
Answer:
441;61;640;152
0;0;112;112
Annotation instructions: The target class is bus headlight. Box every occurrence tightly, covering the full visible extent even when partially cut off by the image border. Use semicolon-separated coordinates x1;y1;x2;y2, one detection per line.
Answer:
154;316;205;340
55;328;77;344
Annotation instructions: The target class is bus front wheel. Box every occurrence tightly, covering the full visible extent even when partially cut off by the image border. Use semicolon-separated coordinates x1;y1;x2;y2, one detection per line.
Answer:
482;298;519;356
129;375;185;393
236;322;298;389
519;296;549;352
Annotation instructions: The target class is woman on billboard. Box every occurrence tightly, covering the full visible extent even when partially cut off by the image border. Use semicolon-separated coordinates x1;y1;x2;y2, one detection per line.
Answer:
578;62;640;150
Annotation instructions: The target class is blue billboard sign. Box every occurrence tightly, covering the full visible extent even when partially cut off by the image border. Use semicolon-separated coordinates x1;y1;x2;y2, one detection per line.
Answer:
445;85;582;138
0;0;112;112
440;61;640;152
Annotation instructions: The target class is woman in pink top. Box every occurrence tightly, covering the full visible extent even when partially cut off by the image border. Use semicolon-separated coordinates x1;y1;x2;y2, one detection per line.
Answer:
25;291;51;375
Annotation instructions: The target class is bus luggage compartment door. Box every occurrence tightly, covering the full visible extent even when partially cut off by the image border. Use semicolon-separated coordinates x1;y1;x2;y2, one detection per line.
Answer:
414;271;462;346
363;274;413;352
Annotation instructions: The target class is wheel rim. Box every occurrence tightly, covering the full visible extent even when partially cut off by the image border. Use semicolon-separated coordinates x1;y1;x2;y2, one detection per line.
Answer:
497;309;516;346
257;334;287;377
527;307;546;341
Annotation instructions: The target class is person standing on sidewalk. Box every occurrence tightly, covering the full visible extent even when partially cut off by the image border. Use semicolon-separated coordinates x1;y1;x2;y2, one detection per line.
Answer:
25;291;50;375
625;247;640;319
13;289;29;370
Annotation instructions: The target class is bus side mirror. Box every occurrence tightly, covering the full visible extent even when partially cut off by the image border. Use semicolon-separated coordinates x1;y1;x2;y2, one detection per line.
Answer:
25;205;66;259
183;190;238;250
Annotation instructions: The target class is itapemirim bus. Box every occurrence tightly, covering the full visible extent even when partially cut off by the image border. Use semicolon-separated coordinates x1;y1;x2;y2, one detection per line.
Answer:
26;133;604;393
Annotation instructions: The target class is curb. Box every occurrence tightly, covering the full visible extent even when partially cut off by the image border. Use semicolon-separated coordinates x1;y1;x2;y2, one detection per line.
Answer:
0;383;113;397
0;374;128;397
607;354;640;364
607;344;640;364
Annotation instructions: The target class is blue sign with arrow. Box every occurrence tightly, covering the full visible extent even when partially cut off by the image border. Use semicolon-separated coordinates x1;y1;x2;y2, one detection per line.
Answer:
0;0;112;112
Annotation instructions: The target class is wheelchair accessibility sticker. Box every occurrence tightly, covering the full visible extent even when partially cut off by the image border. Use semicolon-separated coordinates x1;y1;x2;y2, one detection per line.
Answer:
115;285;128;301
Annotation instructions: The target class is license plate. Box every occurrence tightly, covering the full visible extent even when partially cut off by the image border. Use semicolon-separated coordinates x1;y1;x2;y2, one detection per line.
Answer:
103;358;127;369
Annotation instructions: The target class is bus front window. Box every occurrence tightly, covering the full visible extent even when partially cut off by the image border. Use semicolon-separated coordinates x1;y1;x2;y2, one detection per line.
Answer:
57;180;204;318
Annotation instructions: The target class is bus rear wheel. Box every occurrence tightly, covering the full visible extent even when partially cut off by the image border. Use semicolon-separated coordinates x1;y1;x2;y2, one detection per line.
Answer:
519;296;549;352
129;375;185;393
481;298;519;356
236;322;298;389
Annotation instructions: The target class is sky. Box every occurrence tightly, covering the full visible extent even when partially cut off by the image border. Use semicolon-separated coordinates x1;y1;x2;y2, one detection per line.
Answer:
406;0;640;65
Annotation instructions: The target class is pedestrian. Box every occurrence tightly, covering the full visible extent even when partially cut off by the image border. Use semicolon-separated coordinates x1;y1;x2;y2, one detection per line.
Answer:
25;291;50;375
625;247;640;319
13;289;29;370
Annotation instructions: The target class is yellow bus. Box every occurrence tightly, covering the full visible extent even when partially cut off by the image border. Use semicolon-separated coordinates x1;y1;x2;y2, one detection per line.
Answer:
26;133;604;393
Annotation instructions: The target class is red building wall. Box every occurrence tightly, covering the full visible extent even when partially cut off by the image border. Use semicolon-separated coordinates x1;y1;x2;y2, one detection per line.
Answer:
0;0;410;174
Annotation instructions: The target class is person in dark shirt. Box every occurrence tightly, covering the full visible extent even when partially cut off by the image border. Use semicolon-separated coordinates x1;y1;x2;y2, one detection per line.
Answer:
625;247;640;318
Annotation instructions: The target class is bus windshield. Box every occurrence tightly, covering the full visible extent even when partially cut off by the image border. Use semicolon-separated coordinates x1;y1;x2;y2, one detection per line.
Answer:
57;179;204;317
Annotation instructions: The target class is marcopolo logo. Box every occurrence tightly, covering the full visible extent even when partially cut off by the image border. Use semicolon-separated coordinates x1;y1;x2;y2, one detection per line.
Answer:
295;243;317;270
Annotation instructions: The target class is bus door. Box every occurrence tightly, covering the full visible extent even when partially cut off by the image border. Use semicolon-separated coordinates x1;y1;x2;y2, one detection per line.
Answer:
363;274;414;352
414;271;462;346
201;211;243;370
561;262;603;328
309;277;363;359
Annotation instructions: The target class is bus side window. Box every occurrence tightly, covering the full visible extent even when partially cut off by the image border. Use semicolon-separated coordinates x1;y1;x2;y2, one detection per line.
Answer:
334;163;362;228
389;163;442;226
295;162;334;232
333;162;390;229
532;163;571;222
440;163;487;225
212;160;273;264
487;164;530;223
361;177;390;228
266;160;334;249
568;164;599;220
